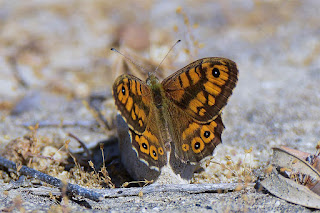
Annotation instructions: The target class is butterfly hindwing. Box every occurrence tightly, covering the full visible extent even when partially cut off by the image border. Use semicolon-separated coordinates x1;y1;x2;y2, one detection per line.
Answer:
166;102;224;164
128;108;167;171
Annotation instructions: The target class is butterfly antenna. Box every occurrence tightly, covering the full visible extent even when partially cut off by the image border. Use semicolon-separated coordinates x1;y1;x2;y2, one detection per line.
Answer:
154;39;181;74
110;48;148;73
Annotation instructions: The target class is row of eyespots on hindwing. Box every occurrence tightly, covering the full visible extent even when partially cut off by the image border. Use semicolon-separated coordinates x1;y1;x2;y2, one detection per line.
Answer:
181;120;218;154
133;131;165;161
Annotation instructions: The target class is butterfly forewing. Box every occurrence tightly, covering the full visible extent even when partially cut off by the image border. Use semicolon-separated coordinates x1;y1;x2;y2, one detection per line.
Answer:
113;74;152;133
113;74;167;171
162;58;238;123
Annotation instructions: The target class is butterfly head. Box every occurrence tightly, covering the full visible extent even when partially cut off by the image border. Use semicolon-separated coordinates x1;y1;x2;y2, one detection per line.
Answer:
146;72;160;87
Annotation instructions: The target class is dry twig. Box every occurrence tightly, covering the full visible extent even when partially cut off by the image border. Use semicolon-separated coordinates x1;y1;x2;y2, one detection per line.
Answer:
101;182;252;198
0;155;103;202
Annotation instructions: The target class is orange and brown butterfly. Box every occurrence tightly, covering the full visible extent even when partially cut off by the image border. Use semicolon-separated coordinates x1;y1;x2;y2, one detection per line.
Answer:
112;57;238;171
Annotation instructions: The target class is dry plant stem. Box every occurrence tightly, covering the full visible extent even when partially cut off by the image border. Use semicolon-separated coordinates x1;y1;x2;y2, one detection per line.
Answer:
102;183;253;198
68;132;92;157
0;155;103;202
83;100;111;131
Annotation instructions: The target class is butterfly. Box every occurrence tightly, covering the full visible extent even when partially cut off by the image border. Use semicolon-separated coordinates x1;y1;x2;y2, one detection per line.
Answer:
113;57;238;172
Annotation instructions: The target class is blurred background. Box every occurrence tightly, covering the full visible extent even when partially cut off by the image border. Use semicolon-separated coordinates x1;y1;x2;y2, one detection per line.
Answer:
0;0;319;183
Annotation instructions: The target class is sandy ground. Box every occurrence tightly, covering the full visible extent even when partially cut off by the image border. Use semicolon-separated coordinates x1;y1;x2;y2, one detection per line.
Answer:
0;0;320;212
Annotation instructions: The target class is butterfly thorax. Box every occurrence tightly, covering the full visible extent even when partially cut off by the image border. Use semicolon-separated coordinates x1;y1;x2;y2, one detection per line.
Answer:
146;73;164;109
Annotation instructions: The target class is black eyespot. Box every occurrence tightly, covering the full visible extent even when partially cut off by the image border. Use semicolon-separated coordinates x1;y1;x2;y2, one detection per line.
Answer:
204;131;210;138
142;143;148;149
194;142;201;150
212;68;220;78
121;86;126;95
153;150;157;157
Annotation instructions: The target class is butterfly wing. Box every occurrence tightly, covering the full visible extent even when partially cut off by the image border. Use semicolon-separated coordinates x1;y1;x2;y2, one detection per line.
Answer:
162;57;238;163
162;57;238;123
113;74;167;171
166;103;224;163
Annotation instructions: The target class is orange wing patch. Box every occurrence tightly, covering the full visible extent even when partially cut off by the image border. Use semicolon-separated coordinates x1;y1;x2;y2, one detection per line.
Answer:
125;96;133;112
150;145;158;160
179;72;190;88
182;144;190;151
144;130;159;145
182;119;219;154
208;95;215;106
134;103;147;127
191;137;205;154
158;147;164;155
188;98;204;114
200;126;213;143
199;108;206;116
134;130;162;161
182;123;200;140
135;135;149;155
203;81;221;96
190;66;201;84
117;83;129;104
131;79;137;94
196;91;207;104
